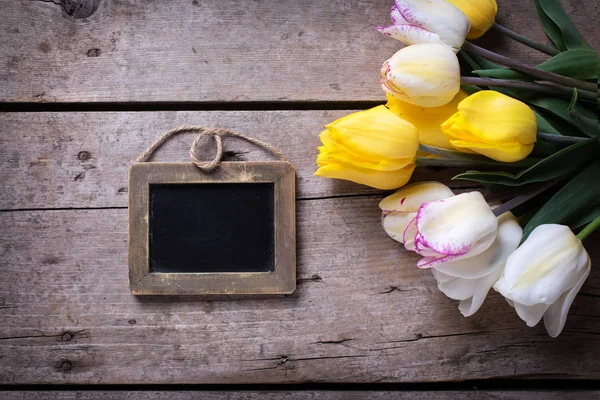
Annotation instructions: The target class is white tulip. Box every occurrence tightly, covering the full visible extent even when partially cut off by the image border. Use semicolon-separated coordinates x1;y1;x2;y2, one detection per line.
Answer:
378;0;471;53
379;182;455;243
380;44;461;108
494;224;591;337
403;191;498;268
431;211;522;316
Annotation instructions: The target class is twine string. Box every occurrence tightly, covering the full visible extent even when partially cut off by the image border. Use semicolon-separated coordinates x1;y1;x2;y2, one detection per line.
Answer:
136;125;287;171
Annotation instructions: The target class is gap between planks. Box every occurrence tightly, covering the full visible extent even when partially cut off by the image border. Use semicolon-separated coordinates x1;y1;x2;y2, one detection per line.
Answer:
0;101;384;113
0;190;487;213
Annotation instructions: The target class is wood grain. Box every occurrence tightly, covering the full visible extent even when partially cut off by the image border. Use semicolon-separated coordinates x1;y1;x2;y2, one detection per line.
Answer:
0;202;598;384
3;391;599;400
1;0;599;387
0;0;597;103
0;111;475;210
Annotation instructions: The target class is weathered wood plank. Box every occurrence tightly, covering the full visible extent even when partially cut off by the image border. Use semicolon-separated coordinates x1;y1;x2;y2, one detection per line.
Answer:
3;391;599;400
0;0;597;103
0;204;598;384
0;111;475;210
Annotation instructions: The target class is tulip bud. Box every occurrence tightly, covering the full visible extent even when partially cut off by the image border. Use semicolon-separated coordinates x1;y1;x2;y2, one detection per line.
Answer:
446;0;498;39
432;211;522;317
386;91;468;150
403;191;498;268
378;0;470;53
381;44;461;108
314;106;419;190
441;91;537;162
379;182;455;242
494;224;591;337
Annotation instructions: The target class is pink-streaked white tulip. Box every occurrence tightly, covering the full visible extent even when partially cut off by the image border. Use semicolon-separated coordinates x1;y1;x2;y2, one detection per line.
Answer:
379;182;455;243
493;224;591;337
431;211;522;317
378;0;471;53
381;44;461;108
403;191;498;268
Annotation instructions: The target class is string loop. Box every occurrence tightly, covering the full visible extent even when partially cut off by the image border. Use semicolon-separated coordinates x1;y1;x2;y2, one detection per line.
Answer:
136;125;287;171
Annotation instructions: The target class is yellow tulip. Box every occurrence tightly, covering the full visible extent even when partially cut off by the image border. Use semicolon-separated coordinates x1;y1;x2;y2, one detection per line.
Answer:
386;90;468;150
314;106;419;190
381;44;461;108
441;90;537;162
446;0;498;39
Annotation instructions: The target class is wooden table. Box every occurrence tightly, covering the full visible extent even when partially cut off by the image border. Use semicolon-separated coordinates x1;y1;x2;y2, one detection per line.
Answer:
1;0;598;398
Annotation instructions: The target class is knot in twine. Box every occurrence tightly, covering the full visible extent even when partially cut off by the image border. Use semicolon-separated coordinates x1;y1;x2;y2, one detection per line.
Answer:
136;125;287;171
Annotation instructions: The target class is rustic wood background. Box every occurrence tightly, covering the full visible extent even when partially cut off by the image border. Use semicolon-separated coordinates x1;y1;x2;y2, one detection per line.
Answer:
0;0;598;397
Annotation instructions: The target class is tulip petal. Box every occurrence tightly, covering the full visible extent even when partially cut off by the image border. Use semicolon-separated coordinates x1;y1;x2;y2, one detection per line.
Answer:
446;0;498;39
457;268;502;317
382;211;416;243
390;0;470;52
413;192;498;267
513;301;550;327
430;213;521;317
447;138;535;163
378;182;454;213
434;212;522;279
377;24;447;48
381;44;461;108
318;147;413;172
389;4;409;24
441;91;537;162
496;224;589;307
325;106;419;161
314;163;415;191
543;264;591;337
386;91;468;150
431;269;475;301
403;216;418;251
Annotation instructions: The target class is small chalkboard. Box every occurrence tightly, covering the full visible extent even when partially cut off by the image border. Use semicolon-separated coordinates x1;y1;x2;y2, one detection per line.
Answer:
128;162;295;295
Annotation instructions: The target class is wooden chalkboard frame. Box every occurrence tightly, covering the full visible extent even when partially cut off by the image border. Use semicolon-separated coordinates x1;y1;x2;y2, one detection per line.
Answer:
128;161;296;295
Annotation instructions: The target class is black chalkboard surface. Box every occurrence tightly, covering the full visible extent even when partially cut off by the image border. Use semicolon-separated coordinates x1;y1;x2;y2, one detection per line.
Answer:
149;183;275;273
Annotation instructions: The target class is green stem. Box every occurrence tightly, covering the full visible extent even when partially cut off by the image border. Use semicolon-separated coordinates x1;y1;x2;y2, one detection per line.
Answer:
493;23;559;56
577;216;600;241
417;144;539;168
537;132;588;144
462;42;597;93
460;76;597;102
492;180;557;217
415;156;535;169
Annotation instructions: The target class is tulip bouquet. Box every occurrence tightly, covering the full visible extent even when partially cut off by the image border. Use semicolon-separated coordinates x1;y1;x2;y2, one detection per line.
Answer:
315;0;598;337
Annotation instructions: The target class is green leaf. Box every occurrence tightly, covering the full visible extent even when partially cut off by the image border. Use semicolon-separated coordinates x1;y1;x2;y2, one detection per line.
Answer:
537;49;598;80
571;202;600;230
474;49;598;81
538;0;591;50
453;138;599;186
568;89;599;137
528;95;597;137
534;110;562;135
522;161;600;241
534;0;565;51
530;140;563;158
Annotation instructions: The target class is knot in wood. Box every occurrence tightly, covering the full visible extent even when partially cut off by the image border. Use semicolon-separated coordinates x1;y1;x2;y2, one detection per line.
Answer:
62;0;101;19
